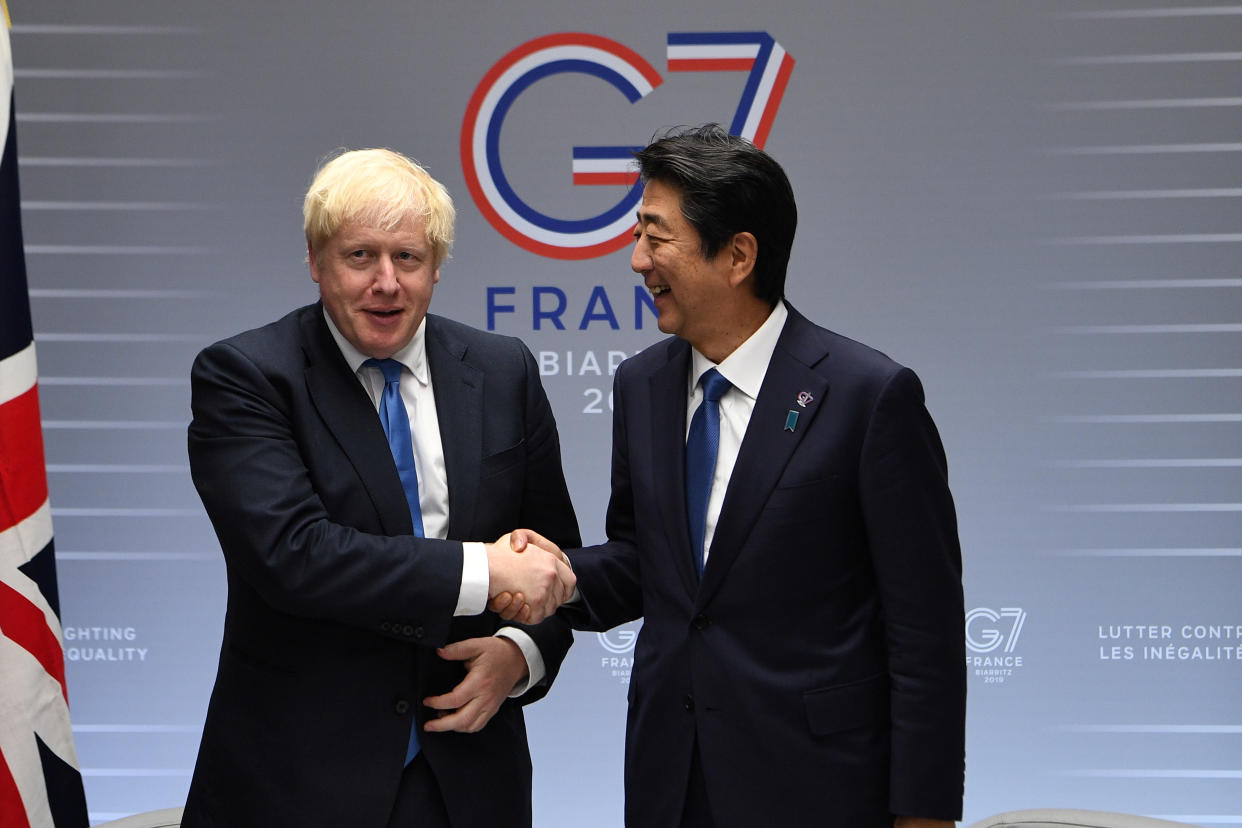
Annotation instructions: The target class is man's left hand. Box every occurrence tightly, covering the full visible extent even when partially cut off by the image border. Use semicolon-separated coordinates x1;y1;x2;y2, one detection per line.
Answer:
422;636;528;734
894;819;955;828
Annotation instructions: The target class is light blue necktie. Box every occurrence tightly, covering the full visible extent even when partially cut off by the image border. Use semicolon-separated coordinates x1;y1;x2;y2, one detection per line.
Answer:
364;357;424;764
685;368;731;579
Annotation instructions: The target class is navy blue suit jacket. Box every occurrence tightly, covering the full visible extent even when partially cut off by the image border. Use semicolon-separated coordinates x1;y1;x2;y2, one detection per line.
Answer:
182;304;580;827
566;304;965;827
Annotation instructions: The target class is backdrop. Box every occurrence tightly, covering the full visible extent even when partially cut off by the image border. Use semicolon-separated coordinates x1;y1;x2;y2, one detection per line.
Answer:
13;0;1241;824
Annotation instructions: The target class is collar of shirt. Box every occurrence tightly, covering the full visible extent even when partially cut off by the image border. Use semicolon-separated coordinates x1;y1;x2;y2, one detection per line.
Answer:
688;300;789;404
321;309;430;388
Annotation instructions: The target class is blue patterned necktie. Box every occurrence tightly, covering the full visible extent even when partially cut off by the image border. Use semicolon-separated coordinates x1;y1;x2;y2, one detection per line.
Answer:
685;368;731;578
365;358;425;540
364;357;424;764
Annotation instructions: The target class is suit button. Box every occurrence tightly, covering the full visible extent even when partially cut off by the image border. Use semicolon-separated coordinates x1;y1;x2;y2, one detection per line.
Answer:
682;695;694;712
412;626;425;640
394;699;410;715
380;621;391;632
692;614;709;630
402;625;415;637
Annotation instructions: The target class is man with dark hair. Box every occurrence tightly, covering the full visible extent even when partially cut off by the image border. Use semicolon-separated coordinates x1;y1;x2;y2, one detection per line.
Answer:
629;124;797;308
514;125;966;826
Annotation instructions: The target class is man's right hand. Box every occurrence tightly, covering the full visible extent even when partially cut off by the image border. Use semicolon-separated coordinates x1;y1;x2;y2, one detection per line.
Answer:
485;530;575;624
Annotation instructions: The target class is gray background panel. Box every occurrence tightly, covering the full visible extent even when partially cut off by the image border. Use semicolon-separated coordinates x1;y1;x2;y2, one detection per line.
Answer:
12;0;1241;824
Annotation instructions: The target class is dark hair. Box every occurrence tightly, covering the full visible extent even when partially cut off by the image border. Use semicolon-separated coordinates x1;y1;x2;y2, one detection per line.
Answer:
635;124;797;307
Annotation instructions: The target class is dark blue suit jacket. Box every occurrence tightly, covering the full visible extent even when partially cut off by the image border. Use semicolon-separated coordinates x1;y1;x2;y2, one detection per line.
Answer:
182;304;580;827
566;304;965;827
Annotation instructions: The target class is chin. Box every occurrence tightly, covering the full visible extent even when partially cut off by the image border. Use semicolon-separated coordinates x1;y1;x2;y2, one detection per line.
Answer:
356;338;396;359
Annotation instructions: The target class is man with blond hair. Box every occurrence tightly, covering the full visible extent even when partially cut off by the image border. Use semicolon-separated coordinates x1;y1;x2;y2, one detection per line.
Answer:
182;148;579;828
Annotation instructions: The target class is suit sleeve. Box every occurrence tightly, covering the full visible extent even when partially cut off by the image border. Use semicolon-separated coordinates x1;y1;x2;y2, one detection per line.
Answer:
858;366;966;820
188;340;463;647
500;341;581;700
561;362;644;632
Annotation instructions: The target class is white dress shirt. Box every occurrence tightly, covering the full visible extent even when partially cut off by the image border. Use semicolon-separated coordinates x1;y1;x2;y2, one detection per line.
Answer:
686;301;788;568
323;311;542;694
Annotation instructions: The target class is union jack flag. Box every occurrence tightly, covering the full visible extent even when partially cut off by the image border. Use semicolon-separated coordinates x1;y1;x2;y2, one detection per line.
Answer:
0;7;89;826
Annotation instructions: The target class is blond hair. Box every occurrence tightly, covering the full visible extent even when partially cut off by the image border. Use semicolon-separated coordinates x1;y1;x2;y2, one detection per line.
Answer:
303;148;455;266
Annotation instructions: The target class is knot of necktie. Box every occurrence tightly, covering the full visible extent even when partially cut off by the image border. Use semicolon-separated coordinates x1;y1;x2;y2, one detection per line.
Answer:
699;367;731;404
364;357;404;386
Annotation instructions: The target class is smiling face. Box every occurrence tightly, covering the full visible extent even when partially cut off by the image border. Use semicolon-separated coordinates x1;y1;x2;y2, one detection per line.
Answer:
309;215;439;359
631;179;740;356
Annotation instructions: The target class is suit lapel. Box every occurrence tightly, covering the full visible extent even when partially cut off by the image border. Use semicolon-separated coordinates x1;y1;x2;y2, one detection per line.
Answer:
698;308;831;605
299;306;414;536
424;316;484;541
647;340;700;597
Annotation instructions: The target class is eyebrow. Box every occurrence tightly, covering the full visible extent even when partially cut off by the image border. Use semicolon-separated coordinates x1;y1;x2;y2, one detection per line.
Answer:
635;209;670;230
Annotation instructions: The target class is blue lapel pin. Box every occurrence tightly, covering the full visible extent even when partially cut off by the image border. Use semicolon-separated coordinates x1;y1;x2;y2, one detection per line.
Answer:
786;389;815;431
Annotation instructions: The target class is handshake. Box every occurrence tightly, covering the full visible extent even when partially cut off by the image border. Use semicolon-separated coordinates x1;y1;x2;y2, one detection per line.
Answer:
484;529;575;624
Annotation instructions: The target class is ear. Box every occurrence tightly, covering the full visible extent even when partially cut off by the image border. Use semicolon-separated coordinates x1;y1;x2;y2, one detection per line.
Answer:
433;266;441;285
308;242;321;284
727;231;758;289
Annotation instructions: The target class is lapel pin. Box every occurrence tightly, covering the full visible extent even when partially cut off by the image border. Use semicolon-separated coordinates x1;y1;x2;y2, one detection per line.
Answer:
796;391;814;408
784;410;799;432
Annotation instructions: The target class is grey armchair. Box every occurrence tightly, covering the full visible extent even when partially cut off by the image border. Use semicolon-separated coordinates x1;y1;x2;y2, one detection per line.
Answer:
967;809;1201;828
93;807;183;828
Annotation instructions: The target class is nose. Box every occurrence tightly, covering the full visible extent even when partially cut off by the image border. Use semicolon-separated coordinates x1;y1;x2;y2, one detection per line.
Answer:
631;232;651;275
372;257;398;293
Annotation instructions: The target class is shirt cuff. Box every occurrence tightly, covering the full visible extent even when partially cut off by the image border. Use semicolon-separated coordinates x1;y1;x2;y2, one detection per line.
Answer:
495;627;545;697
454;541;489;616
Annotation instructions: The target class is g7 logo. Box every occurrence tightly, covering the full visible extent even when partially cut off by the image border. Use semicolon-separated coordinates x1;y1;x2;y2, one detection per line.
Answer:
965;607;1027;654
461;31;795;260
598;627;638;655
